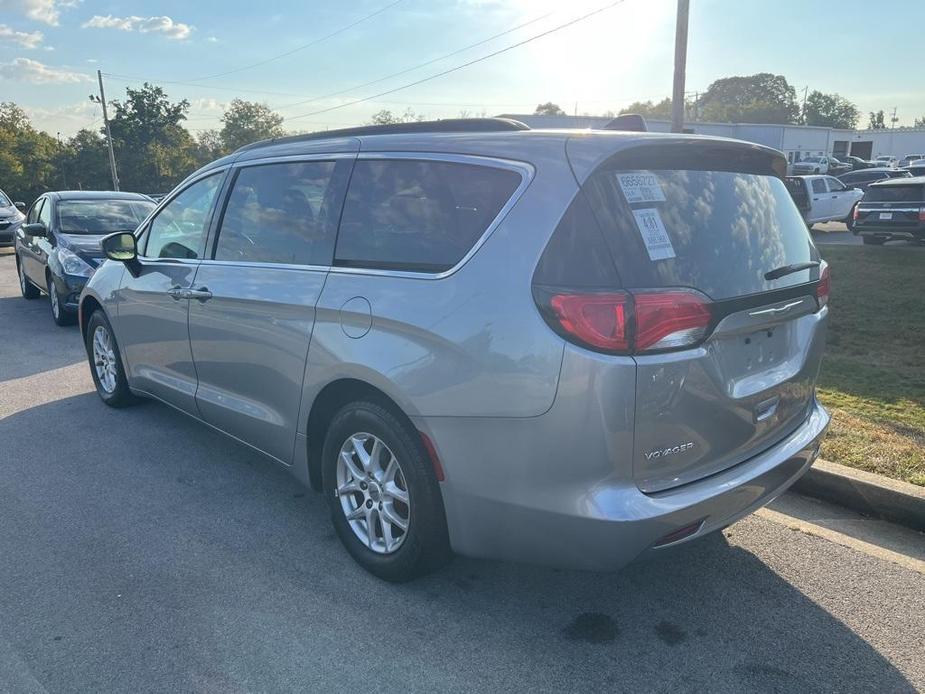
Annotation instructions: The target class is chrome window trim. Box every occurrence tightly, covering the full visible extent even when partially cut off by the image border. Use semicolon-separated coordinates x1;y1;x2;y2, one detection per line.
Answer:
196;258;329;272
229;152;356;169
329;151;535;281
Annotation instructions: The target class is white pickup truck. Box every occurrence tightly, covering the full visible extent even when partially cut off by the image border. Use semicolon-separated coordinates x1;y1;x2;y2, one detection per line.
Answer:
784;175;864;228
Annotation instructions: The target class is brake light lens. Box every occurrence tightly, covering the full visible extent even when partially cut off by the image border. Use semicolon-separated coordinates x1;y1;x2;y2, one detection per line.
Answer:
919;207;925;222
853;205;860;220
816;262;830;309
549;292;630;351
543;289;712;355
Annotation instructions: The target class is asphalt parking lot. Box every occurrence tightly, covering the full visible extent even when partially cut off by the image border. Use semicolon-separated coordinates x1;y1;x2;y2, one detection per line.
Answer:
1;249;923;693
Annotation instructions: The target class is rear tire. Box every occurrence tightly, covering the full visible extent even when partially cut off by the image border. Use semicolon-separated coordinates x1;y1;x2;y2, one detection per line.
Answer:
85;310;136;407
862;236;885;245
48;274;76;326
17;257;39;299
322;400;451;582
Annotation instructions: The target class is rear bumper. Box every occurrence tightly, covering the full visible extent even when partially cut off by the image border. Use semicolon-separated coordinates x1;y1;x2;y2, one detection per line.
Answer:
856;225;925;241
421;398;829;572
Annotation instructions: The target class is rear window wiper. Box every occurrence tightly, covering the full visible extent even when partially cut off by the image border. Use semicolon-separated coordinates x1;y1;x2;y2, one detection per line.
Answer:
764;261;820;281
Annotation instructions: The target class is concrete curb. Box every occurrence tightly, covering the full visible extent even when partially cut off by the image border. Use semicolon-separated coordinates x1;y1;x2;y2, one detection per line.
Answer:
793;459;925;532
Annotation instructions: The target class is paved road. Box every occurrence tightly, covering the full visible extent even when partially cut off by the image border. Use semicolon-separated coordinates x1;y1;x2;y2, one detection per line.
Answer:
1;250;923;693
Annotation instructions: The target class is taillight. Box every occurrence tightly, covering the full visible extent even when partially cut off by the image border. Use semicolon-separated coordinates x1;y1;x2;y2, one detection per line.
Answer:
853;205;860;221
816;261;830;309
634;291;712;351
918;207;925;222
548;292;630;352
540;289;712;355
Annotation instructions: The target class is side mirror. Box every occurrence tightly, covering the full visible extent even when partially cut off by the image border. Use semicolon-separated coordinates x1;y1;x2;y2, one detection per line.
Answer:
21;222;47;237
14;201;25;212
101;231;137;262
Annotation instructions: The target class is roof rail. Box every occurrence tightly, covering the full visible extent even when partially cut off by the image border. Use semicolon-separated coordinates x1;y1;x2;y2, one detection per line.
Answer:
236;117;530;153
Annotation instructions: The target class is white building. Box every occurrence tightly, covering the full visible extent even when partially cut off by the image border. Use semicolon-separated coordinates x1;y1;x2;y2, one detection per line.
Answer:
498;114;925;164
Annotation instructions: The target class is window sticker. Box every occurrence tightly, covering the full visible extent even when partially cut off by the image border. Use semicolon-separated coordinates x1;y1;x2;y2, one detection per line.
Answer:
632;208;676;261
616;171;666;204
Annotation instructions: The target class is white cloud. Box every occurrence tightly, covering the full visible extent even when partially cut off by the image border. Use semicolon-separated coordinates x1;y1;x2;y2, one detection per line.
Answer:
0;23;43;48
206;36;219;43
0;57;91;83
82;14;194;40
0;0;80;26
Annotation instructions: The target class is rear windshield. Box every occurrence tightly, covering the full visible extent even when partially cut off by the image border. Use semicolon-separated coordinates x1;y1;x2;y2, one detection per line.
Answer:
58;199;155;234
864;184;925;203
583;168;818;300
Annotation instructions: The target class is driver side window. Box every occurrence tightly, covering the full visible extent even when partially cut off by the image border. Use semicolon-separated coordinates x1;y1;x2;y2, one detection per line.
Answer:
143;174;223;259
27;198;44;224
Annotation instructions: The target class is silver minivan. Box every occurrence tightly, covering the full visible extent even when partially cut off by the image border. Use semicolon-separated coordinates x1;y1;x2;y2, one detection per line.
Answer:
80;119;830;581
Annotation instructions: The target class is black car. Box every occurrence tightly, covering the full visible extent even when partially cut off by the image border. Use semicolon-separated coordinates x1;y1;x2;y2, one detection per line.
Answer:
837;167;912;191
852;176;925;245
0;187;26;246
15;191;155;325
845;155;878;170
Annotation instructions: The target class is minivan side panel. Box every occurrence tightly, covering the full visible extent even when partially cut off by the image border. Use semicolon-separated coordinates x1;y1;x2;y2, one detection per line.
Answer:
299;152;577;427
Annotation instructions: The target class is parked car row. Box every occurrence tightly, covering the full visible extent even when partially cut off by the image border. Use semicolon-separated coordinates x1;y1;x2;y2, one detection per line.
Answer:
7;120;831;582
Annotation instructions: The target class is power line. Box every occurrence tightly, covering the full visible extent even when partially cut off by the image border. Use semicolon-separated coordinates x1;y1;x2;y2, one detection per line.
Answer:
188;0;404;81
103;73;316;99
285;0;629;122
272;10;555;112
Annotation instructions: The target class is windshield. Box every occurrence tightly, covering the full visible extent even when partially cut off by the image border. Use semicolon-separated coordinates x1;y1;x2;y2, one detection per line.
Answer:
58;199;155;234
582;168;817;300
864;184;925;203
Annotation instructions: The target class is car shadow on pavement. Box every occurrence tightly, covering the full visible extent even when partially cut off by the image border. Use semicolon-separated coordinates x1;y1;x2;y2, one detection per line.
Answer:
0;394;917;693
0;294;85;383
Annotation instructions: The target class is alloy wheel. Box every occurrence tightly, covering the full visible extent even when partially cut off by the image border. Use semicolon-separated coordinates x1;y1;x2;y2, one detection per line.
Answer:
335;432;411;554
92;325;118;394
49;281;60;318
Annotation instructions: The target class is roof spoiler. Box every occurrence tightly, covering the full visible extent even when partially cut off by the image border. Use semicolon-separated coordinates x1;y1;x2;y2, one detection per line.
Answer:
601;114;648;133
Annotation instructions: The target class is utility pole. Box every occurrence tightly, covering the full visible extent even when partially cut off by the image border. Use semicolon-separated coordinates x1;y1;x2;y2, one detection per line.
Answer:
91;69;120;191
671;0;690;133
801;85;809;123
890;106;898;129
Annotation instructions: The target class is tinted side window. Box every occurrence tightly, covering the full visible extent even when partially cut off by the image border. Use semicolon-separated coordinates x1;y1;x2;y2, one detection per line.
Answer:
38;198;53;226
811;179;827;194
214;160;345;265
826;178;845;192
335;159;522;272
144;174;223;259
27;198;44;224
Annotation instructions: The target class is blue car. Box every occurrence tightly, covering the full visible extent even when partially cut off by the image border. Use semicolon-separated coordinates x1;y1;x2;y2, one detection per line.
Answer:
15;190;155;325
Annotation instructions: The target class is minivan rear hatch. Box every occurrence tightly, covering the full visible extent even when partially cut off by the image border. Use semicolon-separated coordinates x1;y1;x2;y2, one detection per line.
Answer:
566;137;828;493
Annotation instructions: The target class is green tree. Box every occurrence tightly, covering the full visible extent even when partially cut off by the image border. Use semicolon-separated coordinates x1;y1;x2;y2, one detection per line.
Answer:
219;99;284;152
108;83;196;193
620;98;673;119
868;110;886;129
193;128;226;164
913;115;925;128
58;129;110;191
0;102;60;203
534;102;566;116
367;108;425;125
697;73;800;124
802;91;859;129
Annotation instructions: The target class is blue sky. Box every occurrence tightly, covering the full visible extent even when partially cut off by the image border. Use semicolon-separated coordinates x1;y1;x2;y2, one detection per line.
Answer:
2;0;924;137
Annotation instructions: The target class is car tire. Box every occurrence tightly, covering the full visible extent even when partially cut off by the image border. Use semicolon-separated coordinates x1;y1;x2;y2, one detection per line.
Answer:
47;274;76;326
85;310;136;407
17;257;40;300
862;236;885;245
322;400;451;582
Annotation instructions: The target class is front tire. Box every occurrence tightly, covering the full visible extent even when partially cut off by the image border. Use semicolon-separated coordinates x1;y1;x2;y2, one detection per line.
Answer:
322;401;450;582
17;257;39;299
48;274;76;326
85;310;136;407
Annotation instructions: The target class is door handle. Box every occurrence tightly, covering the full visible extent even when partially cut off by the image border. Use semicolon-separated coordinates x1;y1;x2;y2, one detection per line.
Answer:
186;286;213;302
167;286;184;301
